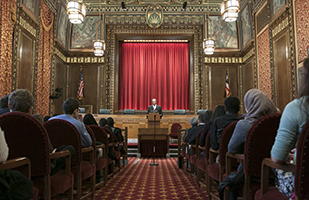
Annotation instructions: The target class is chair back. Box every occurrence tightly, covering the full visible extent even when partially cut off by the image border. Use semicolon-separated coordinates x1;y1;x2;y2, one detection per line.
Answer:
99;109;111;114
218;121;238;165
44;119;82;166
174;109;185;115
294;119;309;199
89;126;108;145
205;132;211;159
123;109;135;115
171;123;182;133
85;125;97;160
194;129;203;154
0;112;50;176
102;127;115;144
197;110;207;115
244;113;281;177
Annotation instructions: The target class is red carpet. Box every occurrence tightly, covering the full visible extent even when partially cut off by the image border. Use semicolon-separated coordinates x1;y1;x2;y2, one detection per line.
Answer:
93;158;208;199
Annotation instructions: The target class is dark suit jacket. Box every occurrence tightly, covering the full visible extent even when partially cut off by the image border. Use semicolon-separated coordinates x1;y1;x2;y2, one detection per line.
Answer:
147;105;163;117
187;125;204;145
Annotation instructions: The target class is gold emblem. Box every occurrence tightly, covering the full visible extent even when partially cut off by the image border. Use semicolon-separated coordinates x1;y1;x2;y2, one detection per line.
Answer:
146;4;163;29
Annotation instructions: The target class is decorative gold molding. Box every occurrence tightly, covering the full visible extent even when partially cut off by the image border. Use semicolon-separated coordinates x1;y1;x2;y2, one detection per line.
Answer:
124;40;188;42
106;25;202;113
272;17;288;37
204;57;243;64
243;47;255;63
19;17;36;37
54;48;105;63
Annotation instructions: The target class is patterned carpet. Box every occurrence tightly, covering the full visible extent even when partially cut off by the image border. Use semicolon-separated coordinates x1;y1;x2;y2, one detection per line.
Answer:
93;157;208;200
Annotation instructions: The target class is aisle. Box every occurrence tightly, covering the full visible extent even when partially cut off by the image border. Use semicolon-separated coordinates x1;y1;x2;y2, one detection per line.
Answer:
94;158;208;199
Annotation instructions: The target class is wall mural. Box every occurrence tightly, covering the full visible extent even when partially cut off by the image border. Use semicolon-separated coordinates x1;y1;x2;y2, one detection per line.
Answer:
240;4;252;48
57;5;68;47
209;16;238;48
23;0;36;15
272;0;285;17
71;16;100;49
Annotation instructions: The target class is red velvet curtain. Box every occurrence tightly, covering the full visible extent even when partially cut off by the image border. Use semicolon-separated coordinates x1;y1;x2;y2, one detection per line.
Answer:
118;42;190;110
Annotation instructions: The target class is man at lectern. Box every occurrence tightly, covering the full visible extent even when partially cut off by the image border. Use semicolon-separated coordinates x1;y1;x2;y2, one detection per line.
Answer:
147;99;163;117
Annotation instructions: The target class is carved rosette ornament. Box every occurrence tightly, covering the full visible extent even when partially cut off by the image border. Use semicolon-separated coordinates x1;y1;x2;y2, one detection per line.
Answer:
146;4;163;29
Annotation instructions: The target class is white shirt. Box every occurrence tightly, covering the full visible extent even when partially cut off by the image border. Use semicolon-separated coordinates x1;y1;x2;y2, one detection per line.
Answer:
0;128;9;163
153;105;156;110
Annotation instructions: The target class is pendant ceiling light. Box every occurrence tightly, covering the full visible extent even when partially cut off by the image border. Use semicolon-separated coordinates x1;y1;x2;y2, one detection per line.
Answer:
221;0;239;22
93;0;106;57
203;0;215;55
67;0;86;24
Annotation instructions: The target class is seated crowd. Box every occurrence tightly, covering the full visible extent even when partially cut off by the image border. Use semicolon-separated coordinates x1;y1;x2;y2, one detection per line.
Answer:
181;58;309;200
0;90;125;199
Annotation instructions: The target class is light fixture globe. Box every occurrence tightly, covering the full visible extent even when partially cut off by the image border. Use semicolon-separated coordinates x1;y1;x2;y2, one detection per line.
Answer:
67;1;86;24
203;38;215;55
94;49;104;56
93;40;106;56
221;0;239;22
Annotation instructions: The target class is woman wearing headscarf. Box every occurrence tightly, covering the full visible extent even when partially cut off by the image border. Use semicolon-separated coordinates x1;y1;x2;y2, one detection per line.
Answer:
220;89;277;200
83;114;98;126
228;89;278;154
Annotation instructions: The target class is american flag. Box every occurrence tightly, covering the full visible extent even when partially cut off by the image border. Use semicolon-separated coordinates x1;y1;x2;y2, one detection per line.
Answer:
77;70;84;100
225;69;231;97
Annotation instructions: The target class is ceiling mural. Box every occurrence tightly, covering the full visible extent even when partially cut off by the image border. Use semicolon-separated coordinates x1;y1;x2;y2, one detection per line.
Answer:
57;5;69;47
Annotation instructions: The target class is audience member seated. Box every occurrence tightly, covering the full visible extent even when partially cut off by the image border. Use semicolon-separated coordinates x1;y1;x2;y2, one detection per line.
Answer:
43;116;51;122
224;89;277;199
199;110;213;147
107;117;123;143
187;114;206;146
50;98;92;148
228;89;277;154
182;117;198;143
210;96;242;151
270;58;309;198
83;113;98;126
0;128;8;163
33;114;43;124
0;95;10;116
99;118;107;127
8;89;76;176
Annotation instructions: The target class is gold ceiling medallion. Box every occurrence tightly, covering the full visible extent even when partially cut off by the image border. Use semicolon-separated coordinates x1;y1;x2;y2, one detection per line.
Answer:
146;4;163;29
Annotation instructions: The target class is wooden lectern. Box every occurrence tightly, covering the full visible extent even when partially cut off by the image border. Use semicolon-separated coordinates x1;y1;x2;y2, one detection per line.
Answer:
147;113;160;128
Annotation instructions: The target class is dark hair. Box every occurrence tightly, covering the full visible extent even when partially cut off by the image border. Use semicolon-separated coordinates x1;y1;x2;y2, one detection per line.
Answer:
204;110;213;123
212;105;226;121
83;114;98;126
8;89;34;113
63;98;79;115
33;114;43;124
99;118;107;127
224;96;240;114
43;116;51;122
198;114;205;123
107;117;114;127
0;95;8;108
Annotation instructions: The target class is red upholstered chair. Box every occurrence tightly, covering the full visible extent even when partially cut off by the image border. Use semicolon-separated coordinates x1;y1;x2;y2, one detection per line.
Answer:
44;119;95;200
85;125;107;188
255;119;309;200
197;132;211;189
225;113;281;200
170;123;182;140
89;125;109;184
102;127;121;171
0;112;73;200
121;127;128;165
0;157;39;200
207;121;238;200
190;129;203;179
91;126;115;178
